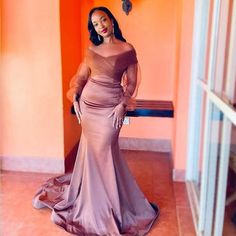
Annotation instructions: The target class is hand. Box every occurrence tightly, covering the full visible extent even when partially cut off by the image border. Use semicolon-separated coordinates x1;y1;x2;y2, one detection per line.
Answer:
108;104;126;129
73;93;80;102
73;100;82;124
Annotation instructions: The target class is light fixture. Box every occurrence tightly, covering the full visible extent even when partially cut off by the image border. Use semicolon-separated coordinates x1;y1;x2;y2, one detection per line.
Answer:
122;0;132;15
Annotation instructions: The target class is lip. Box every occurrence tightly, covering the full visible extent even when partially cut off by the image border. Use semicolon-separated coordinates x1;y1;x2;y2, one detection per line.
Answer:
101;28;108;34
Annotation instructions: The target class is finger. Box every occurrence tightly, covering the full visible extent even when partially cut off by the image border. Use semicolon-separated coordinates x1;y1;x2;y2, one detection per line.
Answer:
113;115;118;129
113;116;116;128
74;103;81;120
74;102;80;112
108;109;115;118
74;111;81;123
78;104;82;116
115;115;120;129
75;111;81;121
78;100;82;111
77;115;81;124
73;102;82;125
78;111;82;117
73;101;79;108
74;104;80;116
116;117;120;129
118;120;122;129
119;117;124;129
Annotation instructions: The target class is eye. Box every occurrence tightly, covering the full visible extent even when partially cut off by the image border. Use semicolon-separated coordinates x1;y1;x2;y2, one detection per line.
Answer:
93;23;98;27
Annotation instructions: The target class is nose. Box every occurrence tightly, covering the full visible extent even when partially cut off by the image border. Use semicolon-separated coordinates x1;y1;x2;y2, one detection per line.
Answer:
99;23;104;29
98;21;105;29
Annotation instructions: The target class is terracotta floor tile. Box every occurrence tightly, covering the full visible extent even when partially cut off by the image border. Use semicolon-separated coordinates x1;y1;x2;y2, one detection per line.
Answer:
148;210;179;236
173;182;191;208
16;223;72;236
0;150;195;235
223;204;236;235
176;206;195;236
0;221;25;236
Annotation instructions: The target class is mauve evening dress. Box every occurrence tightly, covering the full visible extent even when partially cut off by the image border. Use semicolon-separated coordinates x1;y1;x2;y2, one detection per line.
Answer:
32;46;159;235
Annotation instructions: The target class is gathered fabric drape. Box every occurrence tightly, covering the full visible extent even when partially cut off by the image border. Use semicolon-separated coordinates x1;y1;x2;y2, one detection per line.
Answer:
32;47;159;236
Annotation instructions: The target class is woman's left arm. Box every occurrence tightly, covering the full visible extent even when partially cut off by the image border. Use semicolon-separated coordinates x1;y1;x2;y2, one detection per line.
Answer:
108;63;138;129
119;63;138;109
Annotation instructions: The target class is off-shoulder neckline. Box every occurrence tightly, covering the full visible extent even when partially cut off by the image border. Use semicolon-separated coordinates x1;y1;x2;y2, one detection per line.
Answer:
88;47;135;59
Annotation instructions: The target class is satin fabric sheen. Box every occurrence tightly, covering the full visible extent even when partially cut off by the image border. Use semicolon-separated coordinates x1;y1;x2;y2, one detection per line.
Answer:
32;48;159;235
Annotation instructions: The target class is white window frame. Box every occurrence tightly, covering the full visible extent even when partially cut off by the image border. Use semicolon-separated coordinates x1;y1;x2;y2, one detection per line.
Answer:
186;0;236;235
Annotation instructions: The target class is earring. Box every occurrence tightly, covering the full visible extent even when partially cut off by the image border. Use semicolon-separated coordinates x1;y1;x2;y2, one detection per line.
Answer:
98;34;102;41
112;24;115;34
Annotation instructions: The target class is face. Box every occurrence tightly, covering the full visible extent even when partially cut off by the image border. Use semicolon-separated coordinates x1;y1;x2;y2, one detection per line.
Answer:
91;10;113;38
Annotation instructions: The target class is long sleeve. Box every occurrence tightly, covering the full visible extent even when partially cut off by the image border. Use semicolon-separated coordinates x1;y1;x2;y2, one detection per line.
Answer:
66;61;91;103
120;62;138;109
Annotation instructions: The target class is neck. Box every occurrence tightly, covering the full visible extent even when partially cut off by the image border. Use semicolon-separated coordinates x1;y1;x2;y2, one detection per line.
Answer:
103;34;115;44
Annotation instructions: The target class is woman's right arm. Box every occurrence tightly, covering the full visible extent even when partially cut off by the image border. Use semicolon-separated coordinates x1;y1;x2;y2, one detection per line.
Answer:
66;62;91;103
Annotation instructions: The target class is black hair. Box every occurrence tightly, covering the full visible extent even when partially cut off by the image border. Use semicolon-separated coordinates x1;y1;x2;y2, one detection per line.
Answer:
88;6;126;46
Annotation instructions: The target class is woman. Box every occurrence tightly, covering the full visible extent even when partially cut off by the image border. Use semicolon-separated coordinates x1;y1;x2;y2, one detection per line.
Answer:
32;6;159;235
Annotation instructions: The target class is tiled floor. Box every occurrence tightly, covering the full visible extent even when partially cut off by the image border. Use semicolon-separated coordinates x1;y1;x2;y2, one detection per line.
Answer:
0;150;195;236
224;202;236;235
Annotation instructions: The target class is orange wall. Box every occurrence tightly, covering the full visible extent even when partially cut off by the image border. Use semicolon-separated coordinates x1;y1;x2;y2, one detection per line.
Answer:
173;0;194;171
0;0;195;175
92;0;179;140
60;0;83;157
60;0;175;156
92;0;195;172
60;1;94;157
92;0;177;100
81;1;95;56
0;0;2;51
1;1;64;159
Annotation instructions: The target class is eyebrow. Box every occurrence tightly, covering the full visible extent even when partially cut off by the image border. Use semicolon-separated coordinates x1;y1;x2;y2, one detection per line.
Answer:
92;16;106;24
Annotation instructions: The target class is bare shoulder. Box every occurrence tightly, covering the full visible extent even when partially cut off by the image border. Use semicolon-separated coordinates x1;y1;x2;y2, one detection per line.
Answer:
125;42;135;50
88;44;96;51
118;41;135;51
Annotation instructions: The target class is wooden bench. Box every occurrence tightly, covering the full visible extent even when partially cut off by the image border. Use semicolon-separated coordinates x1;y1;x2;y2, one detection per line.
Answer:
126;99;174;117
67;100;174;172
71;100;174;118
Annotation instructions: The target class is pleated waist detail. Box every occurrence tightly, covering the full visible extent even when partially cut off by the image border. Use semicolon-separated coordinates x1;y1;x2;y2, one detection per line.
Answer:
80;76;123;108
89;77;122;88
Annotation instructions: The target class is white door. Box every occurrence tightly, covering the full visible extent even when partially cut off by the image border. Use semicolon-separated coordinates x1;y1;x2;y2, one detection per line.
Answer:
186;0;236;235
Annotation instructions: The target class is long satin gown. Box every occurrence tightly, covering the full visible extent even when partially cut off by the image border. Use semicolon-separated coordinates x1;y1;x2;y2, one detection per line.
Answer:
32;47;159;236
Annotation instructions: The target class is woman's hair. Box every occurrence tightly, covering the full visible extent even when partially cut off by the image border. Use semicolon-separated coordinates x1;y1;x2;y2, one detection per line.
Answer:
88;7;126;46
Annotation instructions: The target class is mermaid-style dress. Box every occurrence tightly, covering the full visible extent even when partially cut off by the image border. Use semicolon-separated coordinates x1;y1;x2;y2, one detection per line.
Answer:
32;47;159;235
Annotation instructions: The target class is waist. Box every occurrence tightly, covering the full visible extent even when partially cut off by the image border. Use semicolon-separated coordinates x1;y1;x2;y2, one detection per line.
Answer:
89;76;122;89
80;78;123;107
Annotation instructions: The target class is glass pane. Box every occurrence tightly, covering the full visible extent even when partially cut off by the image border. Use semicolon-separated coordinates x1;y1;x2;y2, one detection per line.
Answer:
197;103;222;235
223;124;236;235
203;0;215;83
211;0;236;110
222;0;234;95
196;87;207;196
198;0;214;81
206;105;233;236
202;104;223;235
212;0;232;94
